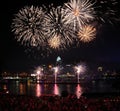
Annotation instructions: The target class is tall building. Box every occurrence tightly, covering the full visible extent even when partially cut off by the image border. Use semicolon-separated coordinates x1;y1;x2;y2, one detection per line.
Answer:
56;56;62;66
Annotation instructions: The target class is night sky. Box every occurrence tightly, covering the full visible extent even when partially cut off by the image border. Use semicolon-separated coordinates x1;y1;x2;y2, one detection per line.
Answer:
0;0;120;72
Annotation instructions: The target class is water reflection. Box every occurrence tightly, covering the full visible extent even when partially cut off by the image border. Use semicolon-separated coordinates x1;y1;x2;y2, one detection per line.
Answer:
54;84;60;96
19;83;26;95
76;84;83;99
3;84;7;90
3;84;9;93
16;81;19;94
36;84;41;97
66;84;71;93
0;79;118;97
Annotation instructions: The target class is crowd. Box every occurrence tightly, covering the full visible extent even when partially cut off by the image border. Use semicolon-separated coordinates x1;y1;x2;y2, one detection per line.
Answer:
0;93;120;111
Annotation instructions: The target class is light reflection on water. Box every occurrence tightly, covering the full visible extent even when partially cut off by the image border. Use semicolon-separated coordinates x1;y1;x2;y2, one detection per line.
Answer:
36;84;41;97
76;84;83;99
20;83;26;95
0;80;119;97
54;84;60;96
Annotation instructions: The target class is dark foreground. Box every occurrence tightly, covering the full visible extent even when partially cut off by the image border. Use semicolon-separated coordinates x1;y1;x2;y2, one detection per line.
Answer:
0;93;120;111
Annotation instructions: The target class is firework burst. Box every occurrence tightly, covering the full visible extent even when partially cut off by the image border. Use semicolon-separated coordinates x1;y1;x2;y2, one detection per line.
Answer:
48;33;68;50
48;34;61;49
63;0;95;29
77;25;96;43
44;6;76;50
11;5;46;47
11;0;119;57
94;0;120;24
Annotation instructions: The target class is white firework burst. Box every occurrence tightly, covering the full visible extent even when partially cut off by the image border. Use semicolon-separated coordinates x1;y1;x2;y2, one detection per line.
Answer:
44;6;75;50
63;0;95;29
11;5;46;47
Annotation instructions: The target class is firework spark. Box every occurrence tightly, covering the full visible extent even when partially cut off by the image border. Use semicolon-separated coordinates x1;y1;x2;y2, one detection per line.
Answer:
74;63;86;74
48;34;67;50
44;6;75;50
63;0;95;29
77;25;96;43
11;6;46;47
48;34;61;49
94;0;120;24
